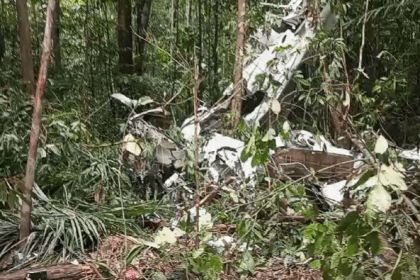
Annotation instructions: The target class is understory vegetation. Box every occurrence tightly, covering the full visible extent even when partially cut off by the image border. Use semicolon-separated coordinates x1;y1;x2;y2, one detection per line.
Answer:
2;0;420;279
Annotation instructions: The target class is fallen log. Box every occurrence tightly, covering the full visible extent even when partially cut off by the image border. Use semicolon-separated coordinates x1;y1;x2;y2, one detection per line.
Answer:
0;263;94;280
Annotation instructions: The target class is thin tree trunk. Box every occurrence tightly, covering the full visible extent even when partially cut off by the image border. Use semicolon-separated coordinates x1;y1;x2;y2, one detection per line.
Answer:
136;0;152;74
118;0;133;74
213;0;219;92
171;0;178;95
232;0;246;125
20;0;56;245
197;0;202;74
16;0;36;95
53;0;61;73
0;0;5;61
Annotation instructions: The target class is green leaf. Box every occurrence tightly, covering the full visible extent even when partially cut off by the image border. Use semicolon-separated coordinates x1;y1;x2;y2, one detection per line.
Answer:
241;149;250;162
207;254;223;271
352;268;365;280
192;247;205;259
7;191;18;210
307;243;316;255
240;250;255;272
331;252;341;269
366;231;382;255
310;259;321;269
346;236;359;257
251;153;261;167
338;258;352;276
126;245;143;264
337;211;360;232
392;266;403;280
236;220;246;237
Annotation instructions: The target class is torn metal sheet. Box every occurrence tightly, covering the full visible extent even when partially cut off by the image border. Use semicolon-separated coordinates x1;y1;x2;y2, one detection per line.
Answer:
203;133;257;189
243;4;334;124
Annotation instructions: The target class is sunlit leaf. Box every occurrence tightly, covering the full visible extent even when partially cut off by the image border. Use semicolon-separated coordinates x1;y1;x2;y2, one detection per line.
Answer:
192;247;205;259
262;128;276;142
374;135;388;154
123;134;141;156
283;121;290;133
379;164;407;191
271;99;281;115
367;183;391;213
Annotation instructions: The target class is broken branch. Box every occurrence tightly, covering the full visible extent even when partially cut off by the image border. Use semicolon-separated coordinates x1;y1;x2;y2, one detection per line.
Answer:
0;264;94;280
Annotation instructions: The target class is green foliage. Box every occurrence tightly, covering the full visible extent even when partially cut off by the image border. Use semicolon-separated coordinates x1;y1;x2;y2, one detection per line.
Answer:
240;122;276;167
188;246;223;280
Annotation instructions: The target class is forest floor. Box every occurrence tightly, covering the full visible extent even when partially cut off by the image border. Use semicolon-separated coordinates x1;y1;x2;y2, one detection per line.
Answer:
92;235;323;280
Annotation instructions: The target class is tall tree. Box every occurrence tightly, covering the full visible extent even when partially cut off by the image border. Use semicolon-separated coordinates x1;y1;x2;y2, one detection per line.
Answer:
20;0;56;245
53;0;61;73
118;0;133;74
232;0;246;125
136;0;152;74
16;0;36;95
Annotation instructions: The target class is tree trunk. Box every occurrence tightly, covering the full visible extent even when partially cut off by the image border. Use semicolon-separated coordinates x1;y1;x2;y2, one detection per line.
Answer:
136;0;152;74
53;0;61;73
118;0;133;74
16;0;36;95
232;0;246;125
20;0;56;245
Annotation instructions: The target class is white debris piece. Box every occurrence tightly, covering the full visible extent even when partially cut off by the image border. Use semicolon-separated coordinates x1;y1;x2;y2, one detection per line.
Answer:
207;236;235;249
400;149;420;161
111;93;139;108
203;133;256;186
181;116;201;142
207;235;252;252
321;180;346;207
188;207;213;229
163;173;179;189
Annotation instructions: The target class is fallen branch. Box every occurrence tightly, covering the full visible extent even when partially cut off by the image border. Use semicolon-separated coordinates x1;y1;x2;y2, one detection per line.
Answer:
0;264;93;280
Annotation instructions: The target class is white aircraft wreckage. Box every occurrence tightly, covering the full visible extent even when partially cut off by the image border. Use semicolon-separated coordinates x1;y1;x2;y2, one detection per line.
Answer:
112;0;420;219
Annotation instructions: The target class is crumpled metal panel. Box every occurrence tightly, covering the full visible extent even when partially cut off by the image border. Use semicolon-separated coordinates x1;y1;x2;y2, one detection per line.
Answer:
268;148;354;181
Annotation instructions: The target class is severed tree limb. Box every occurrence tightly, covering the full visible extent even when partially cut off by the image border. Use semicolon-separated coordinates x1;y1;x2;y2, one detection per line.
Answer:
0;264;93;280
20;0;56;247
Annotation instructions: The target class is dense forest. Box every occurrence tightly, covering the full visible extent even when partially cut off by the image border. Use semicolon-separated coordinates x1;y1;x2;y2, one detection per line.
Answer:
2;0;420;279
